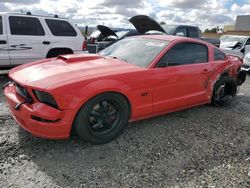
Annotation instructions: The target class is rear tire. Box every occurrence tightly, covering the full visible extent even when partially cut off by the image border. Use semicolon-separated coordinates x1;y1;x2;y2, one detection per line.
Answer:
212;75;237;106
73;93;130;144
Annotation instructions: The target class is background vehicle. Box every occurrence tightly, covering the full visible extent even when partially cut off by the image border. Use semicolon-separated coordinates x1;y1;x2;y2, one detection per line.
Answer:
86;25;119;44
129;15;221;47
240;45;250;72
4;36;245;144
0;12;85;69
220;35;250;51
87;15;221;54
86;25;139;53
220;35;250;72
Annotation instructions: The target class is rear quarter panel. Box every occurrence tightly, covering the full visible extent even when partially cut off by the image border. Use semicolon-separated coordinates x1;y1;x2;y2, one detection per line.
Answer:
209;48;242;97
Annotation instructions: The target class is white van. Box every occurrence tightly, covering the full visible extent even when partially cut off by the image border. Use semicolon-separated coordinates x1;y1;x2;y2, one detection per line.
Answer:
0;12;85;69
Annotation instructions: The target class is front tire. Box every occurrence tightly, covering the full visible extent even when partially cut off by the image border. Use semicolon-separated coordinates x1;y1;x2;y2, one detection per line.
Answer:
74;93;130;144
212;75;237;106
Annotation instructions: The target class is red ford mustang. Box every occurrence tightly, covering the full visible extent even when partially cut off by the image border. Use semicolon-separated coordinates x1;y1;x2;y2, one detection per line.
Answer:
3;35;246;144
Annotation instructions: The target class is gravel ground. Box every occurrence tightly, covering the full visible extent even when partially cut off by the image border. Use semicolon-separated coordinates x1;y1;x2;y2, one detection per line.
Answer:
0;73;249;188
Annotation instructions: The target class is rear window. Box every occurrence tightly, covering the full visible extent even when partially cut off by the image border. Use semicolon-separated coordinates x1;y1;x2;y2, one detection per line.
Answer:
0;16;2;34
214;48;226;61
9;16;45;36
45;19;77;36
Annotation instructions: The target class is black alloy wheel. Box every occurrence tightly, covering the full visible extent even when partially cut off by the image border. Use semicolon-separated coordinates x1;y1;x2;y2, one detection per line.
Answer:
73;93;130;144
212;75;237;106
89;100;119;135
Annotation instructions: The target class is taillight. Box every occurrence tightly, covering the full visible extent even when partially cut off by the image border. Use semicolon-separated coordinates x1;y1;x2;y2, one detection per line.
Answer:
82;40;87;51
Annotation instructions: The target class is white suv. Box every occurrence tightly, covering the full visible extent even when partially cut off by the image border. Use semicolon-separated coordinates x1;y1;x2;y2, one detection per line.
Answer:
0;12;85;69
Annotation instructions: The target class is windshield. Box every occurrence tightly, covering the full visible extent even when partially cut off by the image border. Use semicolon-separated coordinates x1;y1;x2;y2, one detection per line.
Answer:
89;30;101;38
162;25;176;34
222;36;247;44
220;35;231;42
99;37;169;68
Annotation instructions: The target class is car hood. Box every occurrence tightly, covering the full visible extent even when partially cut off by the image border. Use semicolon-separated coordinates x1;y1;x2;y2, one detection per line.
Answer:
222;49;243;58
129;15;166;34
9;54;141;89
97;25;118;38
220;41;238;50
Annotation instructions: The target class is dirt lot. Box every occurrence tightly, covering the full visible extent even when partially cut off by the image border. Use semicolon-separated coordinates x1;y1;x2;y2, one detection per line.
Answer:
0;73;249;188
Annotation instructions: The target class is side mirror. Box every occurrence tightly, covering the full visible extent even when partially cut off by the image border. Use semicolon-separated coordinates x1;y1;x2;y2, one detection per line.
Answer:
157;59;168;68
176;32;184;37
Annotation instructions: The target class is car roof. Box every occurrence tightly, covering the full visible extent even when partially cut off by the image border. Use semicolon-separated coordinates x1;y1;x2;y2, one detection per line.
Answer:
133;34;208;44
0;12;67;20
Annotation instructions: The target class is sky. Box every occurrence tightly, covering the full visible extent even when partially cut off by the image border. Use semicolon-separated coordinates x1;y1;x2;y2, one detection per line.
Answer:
0;0;250;30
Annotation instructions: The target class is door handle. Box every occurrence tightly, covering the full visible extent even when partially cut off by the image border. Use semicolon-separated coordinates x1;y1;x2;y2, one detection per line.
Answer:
0;40;7;44
202;69;210;74
43;41;50;45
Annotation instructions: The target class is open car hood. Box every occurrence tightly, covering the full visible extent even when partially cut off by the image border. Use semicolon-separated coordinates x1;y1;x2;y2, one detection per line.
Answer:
97;25;118;38
129;15;166;34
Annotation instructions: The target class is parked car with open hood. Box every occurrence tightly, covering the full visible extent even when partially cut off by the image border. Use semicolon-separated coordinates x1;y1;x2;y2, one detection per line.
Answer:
129;15;220;47
220;35;250;51
0;12;85;69
87;15;220;54
4;35;245;144
86;25;139;53
87;25;119;43
219;35;250;72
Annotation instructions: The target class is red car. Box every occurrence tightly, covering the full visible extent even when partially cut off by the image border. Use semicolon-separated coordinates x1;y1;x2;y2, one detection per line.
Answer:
3;35;246;144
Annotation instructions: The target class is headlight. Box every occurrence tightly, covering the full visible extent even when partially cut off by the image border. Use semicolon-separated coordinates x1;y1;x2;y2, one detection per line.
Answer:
33;90;59;109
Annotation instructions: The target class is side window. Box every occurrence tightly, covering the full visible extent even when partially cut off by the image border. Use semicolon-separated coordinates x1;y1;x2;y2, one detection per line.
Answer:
45;19;77;36
175;27;186;37
157;43;208;67
187;27;199;38
0;16;3;34
245;38;250;45
9;16;45;36
214;48;226;61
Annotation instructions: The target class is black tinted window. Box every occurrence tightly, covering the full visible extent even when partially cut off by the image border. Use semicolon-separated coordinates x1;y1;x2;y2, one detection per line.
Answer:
45;19;77;36
188;27;199;38
0;16;2;34
175;27;186;37
9;16;45;36
214;48;226;61
159;43;208;67
246;38;250;45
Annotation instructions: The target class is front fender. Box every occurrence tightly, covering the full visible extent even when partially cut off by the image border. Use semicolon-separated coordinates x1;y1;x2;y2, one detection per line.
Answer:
53;79;133;111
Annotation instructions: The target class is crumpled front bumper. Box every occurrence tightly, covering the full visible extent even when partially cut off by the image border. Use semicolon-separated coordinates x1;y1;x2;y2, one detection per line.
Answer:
4;84;74;139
